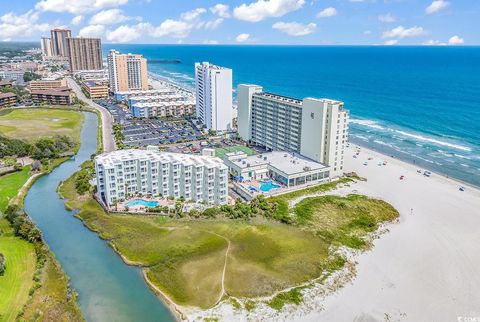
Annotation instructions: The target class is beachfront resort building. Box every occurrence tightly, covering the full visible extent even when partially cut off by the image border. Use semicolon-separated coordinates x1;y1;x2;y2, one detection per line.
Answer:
66;37;103;72
95;149;228;207
50;29;72;57
225;151;330;186
237;84;349;177
107;50;148;93
195;62;233;132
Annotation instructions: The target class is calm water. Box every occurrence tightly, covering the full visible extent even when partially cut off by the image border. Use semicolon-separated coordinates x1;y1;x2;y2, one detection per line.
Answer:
24;112;173;322
104;45;480;187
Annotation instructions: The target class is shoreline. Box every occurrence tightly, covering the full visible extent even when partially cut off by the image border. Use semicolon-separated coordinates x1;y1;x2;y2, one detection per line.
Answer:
351;138;480;190
302;143;480;321
350;142;480;191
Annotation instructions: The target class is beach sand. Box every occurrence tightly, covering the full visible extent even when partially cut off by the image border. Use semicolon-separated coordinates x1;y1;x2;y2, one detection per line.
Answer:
300;144;480;322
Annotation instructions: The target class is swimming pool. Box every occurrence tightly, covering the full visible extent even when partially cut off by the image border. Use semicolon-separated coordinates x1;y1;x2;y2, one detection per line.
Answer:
125;199;159;208
259;181;281;192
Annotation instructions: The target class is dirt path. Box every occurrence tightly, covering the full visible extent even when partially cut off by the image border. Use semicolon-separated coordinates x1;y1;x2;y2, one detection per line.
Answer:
204;231;231;306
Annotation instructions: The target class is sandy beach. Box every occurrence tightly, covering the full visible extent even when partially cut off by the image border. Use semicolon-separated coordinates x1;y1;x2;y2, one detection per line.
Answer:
300;144;480;322
191;144;480;322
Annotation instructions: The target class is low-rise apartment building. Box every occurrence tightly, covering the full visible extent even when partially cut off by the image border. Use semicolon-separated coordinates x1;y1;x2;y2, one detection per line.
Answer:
224;151;330;187
0;80;13;88
81;80;109;99
131;101;195;118
95;149;228;207
129;93;195;118
237;84;349;177
114;88;177;101
28;79;67;91
30;87;73;105
0;93;17;108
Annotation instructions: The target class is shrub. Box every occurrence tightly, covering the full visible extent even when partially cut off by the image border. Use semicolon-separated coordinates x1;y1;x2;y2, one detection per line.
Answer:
0;253;5;276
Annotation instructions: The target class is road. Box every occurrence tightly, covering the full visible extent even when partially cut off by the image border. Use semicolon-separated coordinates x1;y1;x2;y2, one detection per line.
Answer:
66;77;116;152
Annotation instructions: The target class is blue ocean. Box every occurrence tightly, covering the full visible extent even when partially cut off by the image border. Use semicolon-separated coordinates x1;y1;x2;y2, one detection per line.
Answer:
103;45;480;187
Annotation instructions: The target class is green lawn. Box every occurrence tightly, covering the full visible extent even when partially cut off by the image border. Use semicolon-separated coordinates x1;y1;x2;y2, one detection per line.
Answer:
215;145;255;160
60;170;399;310
0;235;36;321
0;166;31;212
0;108;84;141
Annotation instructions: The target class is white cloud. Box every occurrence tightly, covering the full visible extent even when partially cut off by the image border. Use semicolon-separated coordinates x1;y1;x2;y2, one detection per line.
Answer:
151;19;191;38
71;15;84;25
79;24;105;37
204;18;224;30
382;26;427;39
316;7;337;18
426;0;449;14
233;0;305;22
203;39;219;44
90;9;130;25
106;22;150;42
448;35;464;45
422;39;446;46
210;4;230;18
384;39;398;46
236;33;250;42
35;0;129;14
363;30;372;35
180;8;206;22
0;10;51;40
378;13;395;23
272;21;316;36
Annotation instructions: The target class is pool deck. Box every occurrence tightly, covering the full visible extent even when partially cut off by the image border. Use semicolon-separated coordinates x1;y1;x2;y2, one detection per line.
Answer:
116;197;174;213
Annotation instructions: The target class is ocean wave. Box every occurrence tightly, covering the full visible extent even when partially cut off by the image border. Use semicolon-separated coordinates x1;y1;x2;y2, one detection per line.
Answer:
460;163;469;168
373;140;395;148
395;130;472;152
349;119;385;131
454;154;471;160
352;134;369;141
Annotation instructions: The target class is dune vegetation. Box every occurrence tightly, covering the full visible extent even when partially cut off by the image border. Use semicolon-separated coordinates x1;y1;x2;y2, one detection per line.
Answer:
60;168;399;311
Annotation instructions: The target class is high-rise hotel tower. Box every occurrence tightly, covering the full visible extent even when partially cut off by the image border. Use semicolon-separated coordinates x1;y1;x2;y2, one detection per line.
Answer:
195;62;233;132
107;50;148;93
237;84;349;177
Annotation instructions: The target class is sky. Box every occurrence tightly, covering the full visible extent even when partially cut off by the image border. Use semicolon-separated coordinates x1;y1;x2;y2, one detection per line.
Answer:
0;0;478;45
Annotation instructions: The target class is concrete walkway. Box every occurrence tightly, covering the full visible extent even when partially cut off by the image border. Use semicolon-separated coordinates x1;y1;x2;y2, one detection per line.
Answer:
66;77;116;152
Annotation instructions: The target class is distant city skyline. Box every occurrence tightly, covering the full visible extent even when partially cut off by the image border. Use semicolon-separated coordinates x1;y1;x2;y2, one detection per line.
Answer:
0;0;478;46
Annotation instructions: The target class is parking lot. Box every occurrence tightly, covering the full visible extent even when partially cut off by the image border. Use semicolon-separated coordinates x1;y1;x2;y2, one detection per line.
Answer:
122;118;203;147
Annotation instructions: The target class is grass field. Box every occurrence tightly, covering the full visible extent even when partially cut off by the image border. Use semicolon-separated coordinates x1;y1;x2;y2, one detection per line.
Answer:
215;145;255;160
60;170;399;311
0;166;31;212
21;250;84;322
0;230;36;321
0;108;84;141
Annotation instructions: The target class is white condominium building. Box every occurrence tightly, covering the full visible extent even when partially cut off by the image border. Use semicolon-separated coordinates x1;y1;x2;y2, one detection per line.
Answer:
195;62;233;132
237;84;349;177
108;50;148;93
95;149;228;207
40;37;53;57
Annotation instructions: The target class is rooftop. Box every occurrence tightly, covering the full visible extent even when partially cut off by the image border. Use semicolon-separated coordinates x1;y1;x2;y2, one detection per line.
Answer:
227;151;328;175
96;149;227;169
30;87;72;96
0;92;16;99
195;62;231;71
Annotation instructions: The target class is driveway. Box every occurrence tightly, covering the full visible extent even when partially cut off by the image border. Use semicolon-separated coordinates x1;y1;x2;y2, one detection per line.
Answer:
66;77;116;153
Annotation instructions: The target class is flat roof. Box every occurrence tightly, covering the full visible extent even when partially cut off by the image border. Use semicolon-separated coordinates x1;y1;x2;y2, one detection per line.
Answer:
96;149;227;169
228;151;328;175
0;92;16;99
